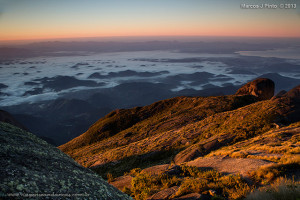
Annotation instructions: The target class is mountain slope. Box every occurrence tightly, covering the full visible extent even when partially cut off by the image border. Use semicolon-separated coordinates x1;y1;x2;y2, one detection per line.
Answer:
60;95;257;150
0;122;132;199
186;121;300;176
59;95;258;169
59;83;299;178
116;121;299;200
58;81;300;199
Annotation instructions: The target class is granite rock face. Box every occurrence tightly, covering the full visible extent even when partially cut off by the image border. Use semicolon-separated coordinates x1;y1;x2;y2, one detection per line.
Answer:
0;122;132;200
236;78;275;100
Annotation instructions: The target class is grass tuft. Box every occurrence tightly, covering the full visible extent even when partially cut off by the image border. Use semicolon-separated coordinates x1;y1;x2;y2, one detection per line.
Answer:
246;177;300;200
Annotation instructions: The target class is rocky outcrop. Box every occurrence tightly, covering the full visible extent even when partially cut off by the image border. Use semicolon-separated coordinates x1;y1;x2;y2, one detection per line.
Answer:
141;164;182;176
147;186;179;200
283;85;300;102
174;134;234;164
174;146;204;164
173;193;207;200
141;164;171;175
271;90;287;100
0;122;131;200
236;78;275;100
110;175;133;190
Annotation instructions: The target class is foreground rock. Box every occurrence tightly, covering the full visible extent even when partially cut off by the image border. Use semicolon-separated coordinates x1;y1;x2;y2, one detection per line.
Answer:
0;122;131;200
110;175;133;190
141;164;171;175
236;78;275;100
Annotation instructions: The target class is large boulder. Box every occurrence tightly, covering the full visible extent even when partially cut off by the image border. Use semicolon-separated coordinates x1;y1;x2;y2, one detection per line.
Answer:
236;78;275;100
110;175;133;190
174;134;234;164
0;122;132;200
174;145;204;164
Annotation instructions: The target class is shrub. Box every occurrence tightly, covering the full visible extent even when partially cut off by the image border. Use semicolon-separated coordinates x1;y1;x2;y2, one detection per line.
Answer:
106;173;114;183
249;162;300;185
128;168;142;176
176;177;209;196
249;164;281;184
231;151;249;158
246;177;300;200
172;165;252;199
122;186;132;196
130;172;181;200
220;175;252;199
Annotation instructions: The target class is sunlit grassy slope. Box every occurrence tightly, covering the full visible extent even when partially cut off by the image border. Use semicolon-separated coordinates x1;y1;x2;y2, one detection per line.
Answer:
59;88;298;176
59;84;300;199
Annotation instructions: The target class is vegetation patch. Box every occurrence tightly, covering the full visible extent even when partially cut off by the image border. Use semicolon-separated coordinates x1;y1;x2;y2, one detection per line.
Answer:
123;165;253;200
248;162;300;185
245;178;300;200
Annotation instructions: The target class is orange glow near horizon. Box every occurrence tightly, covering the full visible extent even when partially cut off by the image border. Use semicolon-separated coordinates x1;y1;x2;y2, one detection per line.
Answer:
2;23;300;42
1;17;300;42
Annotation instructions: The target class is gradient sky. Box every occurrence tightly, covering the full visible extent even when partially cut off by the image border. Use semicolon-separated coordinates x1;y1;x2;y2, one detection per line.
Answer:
0;0;300;41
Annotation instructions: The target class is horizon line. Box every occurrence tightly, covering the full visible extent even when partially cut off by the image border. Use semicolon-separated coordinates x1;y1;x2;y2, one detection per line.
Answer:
1;35;300;45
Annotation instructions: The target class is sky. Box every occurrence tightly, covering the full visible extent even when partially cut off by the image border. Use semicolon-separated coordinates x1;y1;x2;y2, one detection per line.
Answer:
0;0;300;41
